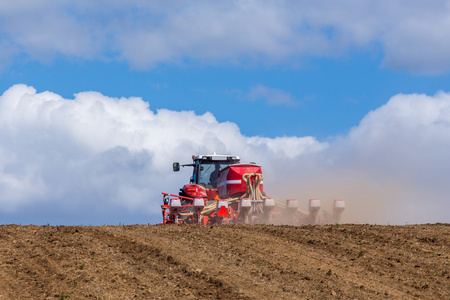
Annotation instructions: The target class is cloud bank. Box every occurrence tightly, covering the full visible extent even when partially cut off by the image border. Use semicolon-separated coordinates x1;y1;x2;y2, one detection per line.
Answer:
0;84;449;225
1;1;450;74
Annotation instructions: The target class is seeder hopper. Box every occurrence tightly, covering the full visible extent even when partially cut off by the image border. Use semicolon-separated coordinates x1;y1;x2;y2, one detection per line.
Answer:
161;154;344;225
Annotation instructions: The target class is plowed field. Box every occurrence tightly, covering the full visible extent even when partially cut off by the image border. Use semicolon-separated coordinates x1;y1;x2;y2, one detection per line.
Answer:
0;223;448;299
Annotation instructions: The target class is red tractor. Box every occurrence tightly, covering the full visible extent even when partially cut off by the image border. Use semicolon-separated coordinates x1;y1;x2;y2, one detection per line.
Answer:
161;154;345;225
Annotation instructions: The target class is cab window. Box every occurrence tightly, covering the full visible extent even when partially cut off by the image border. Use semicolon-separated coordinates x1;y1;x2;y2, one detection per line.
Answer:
197;161;230;188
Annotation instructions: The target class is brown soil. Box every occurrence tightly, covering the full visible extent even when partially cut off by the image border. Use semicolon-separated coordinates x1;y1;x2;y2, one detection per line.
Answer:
0;223;448;299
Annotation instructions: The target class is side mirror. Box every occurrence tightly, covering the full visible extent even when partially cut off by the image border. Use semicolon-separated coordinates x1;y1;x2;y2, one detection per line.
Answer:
173;162;180;172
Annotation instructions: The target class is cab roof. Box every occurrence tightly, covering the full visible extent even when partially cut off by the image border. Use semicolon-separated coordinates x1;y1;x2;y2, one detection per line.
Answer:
193;154;240;162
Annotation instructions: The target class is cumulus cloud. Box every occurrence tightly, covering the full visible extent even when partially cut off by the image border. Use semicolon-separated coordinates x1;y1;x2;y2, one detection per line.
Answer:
0;84;321;224
0;84;450;225
1;1;450;73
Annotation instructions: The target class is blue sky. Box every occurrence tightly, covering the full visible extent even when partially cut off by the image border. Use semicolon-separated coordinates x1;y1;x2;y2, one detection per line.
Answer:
5;53;450;140
1;1;450;225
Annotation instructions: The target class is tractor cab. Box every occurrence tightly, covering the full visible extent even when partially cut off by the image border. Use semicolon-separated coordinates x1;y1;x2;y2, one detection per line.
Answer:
173;154;240;200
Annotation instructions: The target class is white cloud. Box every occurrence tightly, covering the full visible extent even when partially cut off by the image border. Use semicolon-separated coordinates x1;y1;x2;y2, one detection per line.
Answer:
0;84;325;224
1;1;450;73
318;91;450;224
1;84;450;225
